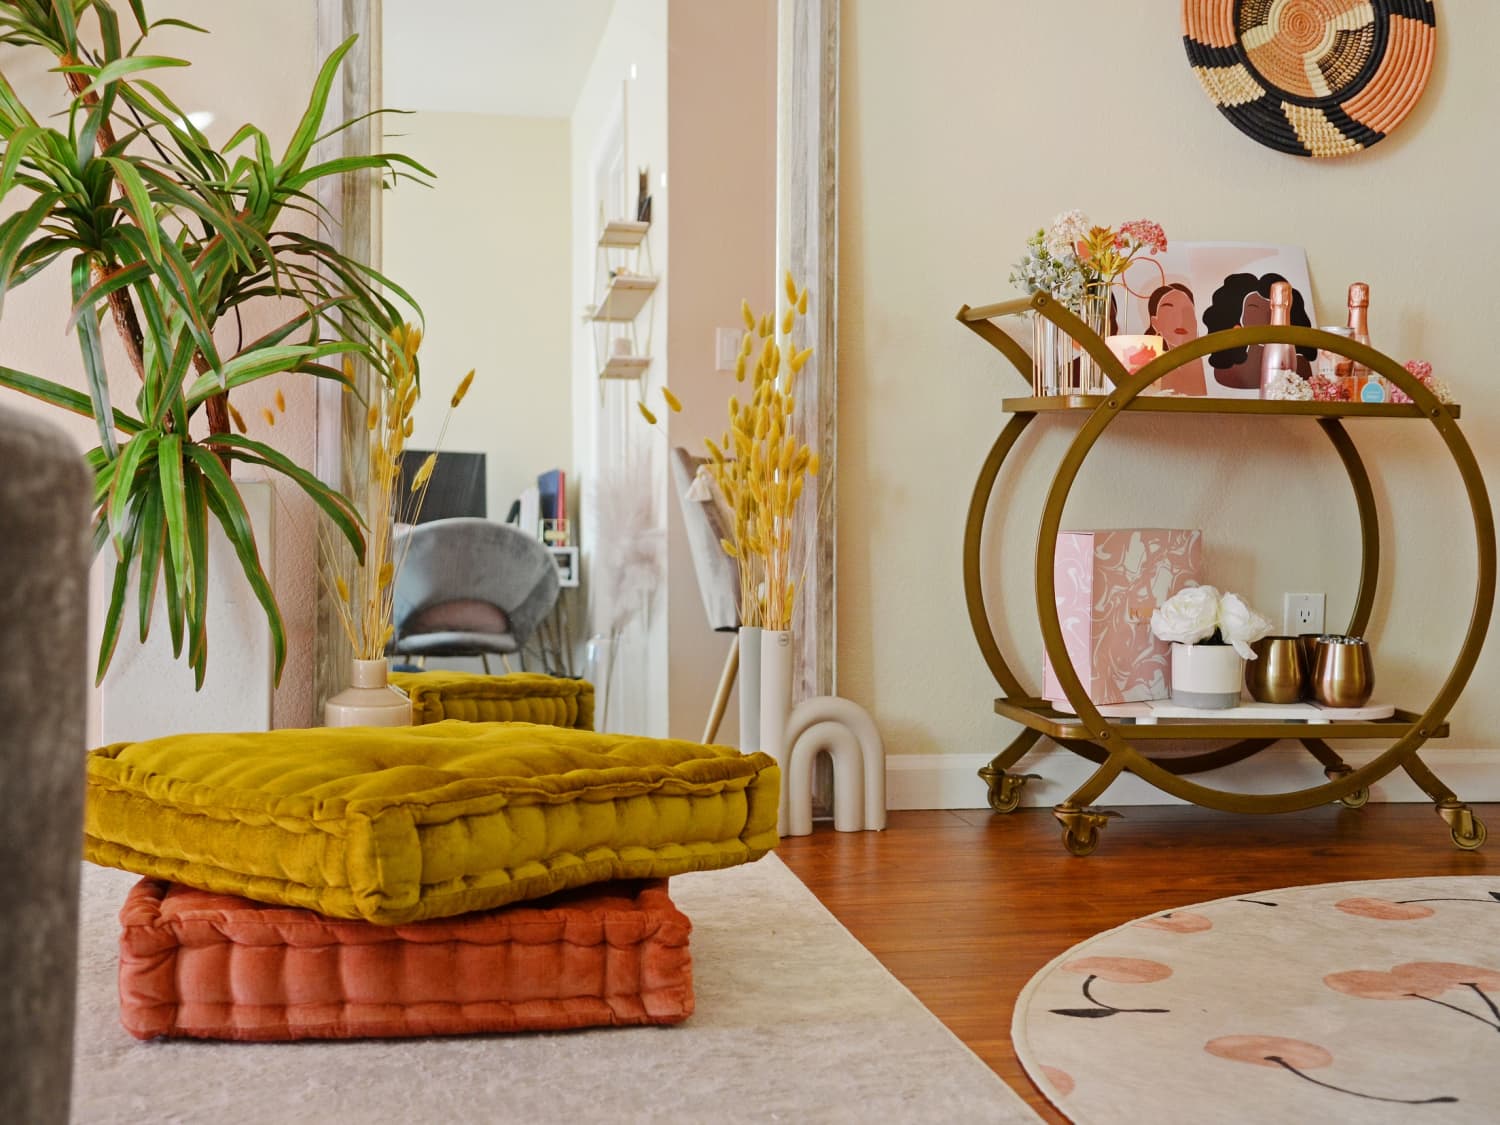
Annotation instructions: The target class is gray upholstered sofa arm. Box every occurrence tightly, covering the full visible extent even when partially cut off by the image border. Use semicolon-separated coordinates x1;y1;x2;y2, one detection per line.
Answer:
0;405;92;1125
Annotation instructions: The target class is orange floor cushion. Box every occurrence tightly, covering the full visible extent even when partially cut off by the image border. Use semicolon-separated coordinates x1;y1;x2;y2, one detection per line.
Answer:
118;877;694;1041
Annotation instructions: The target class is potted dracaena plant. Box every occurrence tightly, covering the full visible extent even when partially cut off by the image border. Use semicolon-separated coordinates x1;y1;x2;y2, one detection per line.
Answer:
0;1;429;688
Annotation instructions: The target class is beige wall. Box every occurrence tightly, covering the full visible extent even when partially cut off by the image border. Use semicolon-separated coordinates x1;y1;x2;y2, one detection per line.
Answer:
0;2;321;734
839;3;1500;790
664;0;778;742
384;112;573;522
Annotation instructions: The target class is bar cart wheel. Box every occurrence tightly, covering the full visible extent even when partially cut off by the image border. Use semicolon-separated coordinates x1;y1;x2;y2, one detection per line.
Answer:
1449;813;1487;851
980;766;1039;813
1063;825;1100;857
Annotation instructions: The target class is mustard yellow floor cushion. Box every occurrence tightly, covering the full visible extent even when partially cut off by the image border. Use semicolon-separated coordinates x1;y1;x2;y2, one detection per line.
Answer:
389;671;593;730
85;721;778;925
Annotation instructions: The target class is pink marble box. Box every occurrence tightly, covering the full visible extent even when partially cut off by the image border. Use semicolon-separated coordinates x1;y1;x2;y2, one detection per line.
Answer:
1042;529;1203;706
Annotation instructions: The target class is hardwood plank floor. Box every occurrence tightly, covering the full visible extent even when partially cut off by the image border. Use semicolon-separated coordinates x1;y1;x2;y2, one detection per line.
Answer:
776;803;1497;1122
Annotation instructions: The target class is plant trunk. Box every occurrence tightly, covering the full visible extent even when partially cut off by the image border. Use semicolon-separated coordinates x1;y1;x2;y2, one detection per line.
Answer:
63;58;147;388
191;352;233;468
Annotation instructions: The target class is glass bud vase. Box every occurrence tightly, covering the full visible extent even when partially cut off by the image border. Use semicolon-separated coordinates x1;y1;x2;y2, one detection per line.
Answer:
323;658;412;727
1031;311;1070;396
1078;282;1112;394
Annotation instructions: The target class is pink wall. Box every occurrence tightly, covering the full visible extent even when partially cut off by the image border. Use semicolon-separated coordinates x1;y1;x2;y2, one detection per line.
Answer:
0;3;322;733
665;0;778;742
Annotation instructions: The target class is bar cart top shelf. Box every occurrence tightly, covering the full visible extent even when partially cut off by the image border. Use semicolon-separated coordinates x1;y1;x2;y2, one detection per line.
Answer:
1002;394;1460;420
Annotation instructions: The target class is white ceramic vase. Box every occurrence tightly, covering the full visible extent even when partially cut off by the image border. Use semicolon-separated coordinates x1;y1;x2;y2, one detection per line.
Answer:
738;626;762;752
323;659;413;727
1169;643;1244;710
759;629;794;766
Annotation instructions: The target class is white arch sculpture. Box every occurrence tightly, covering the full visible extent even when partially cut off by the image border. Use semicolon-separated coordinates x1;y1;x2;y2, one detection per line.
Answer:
779;696;885;836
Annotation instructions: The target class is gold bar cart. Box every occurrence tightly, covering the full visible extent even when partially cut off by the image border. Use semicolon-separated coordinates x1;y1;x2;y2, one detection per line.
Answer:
957;293;1496;855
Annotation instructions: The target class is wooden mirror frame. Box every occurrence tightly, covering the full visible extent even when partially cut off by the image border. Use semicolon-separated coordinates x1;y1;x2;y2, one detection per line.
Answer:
311;0;839;712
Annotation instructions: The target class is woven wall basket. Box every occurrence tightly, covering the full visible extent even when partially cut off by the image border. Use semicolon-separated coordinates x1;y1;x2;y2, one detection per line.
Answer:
1182;0;1437;158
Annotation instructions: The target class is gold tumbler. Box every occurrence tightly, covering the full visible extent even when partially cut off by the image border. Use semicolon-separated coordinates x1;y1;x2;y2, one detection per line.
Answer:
1247;636;1306;704
1296;634;1323;696
1313;637;1375;708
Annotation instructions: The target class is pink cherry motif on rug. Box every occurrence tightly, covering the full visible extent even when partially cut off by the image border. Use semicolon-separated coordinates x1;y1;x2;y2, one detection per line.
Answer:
1013;877;1500;1123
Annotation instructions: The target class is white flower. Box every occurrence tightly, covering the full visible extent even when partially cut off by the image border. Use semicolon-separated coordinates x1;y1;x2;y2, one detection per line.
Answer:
1218;592;1273;659
1046;209;1092;259
1150;584;1221;645
1263;368;1313;401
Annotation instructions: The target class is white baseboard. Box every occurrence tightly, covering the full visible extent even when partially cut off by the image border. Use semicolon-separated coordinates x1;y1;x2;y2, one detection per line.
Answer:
886;746;1500;810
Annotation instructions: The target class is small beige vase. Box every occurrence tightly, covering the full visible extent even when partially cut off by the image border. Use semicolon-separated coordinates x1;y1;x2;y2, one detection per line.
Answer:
323;658;413;727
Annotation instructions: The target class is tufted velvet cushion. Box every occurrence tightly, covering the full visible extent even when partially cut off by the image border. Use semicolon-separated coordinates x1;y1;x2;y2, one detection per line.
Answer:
85;721;778;924
118;877;693;1041
390;671;593;729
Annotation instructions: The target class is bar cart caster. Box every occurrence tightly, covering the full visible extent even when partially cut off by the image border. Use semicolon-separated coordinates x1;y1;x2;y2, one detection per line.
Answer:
979;767;1041;813
1438;799;1488;851
1323;766;1370;809
1054;806;1121;857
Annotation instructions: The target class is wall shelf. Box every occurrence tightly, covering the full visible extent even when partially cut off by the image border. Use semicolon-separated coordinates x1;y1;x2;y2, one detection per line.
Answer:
598;220;650;249
599;355;651;380
591;275;658;323
957;293;1494;856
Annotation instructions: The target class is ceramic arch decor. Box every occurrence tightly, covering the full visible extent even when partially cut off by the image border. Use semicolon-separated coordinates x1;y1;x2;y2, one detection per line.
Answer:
1182;0;1436;158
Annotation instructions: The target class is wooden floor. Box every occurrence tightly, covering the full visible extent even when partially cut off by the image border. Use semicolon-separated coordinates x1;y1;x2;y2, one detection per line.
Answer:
776;803;1497;1123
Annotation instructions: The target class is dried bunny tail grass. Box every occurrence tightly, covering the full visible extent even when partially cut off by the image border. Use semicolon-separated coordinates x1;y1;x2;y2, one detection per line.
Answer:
410;452;438;491
227;403;248;434
450;369;475;408
327;321;474;660
661;386;683;412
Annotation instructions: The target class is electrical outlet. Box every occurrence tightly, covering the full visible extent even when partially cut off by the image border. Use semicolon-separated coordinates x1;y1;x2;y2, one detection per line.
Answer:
1283;592;1326;636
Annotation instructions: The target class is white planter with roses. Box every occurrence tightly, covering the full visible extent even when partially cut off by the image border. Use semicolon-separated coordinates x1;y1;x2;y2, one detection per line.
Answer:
1150;586;1272;710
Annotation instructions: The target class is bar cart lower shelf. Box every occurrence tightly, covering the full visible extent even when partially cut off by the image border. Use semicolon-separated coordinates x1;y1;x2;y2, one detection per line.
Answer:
958;293;1496;855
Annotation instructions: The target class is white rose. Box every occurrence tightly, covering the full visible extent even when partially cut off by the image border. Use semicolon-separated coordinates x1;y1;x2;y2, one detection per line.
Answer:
1150;584;1221;646
1218;592;1273;659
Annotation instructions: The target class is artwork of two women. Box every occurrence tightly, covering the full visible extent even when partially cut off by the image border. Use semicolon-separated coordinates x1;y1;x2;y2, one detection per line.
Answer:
1144;271;1315;396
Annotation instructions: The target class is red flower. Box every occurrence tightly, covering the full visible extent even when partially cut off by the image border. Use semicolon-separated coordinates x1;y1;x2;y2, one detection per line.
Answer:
1117;219;1167;255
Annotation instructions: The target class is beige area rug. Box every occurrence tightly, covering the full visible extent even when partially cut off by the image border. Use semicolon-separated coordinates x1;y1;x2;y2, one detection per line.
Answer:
73;854;1038;1124
1013;876;1500;1124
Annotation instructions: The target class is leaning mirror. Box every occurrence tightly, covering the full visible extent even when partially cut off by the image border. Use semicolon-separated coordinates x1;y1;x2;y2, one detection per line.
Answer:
312;0;837;742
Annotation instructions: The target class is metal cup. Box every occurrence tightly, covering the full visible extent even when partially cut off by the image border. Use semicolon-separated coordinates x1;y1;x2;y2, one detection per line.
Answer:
1247;636;1306;704
1296;633;1323;697
1313;636;1375;708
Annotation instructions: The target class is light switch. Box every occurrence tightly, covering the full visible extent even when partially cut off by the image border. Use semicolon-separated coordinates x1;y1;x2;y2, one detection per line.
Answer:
715;327;742;373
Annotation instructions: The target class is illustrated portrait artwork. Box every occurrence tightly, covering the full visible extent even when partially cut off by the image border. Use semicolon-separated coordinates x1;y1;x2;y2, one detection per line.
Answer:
1117;243;1317;399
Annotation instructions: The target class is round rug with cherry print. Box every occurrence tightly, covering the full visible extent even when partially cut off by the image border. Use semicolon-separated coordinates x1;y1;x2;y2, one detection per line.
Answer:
1012;877;1500;1124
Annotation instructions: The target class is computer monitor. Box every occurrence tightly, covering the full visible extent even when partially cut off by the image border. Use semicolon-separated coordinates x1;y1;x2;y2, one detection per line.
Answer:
399;450;486;522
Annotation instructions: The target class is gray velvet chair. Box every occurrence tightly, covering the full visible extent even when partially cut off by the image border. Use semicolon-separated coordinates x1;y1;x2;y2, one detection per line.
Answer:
0;405;91;1125
391;517;561;672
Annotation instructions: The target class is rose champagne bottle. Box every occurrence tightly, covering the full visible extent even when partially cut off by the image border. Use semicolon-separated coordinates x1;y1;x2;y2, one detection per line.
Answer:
1259;281;1297;397
1347;282;1371;385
